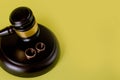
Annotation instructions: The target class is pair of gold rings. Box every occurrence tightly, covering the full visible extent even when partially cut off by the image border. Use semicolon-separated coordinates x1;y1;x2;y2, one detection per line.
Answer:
25;42;46;59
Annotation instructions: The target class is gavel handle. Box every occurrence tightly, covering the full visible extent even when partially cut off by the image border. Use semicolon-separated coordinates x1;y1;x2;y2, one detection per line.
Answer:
0;26;15;37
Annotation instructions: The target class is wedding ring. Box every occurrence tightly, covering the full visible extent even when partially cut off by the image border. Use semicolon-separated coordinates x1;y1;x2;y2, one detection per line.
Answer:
35;42;46;53
25;48;36;59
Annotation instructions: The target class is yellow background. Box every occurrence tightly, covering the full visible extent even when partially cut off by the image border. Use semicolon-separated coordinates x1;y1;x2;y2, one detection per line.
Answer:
0;0;120;80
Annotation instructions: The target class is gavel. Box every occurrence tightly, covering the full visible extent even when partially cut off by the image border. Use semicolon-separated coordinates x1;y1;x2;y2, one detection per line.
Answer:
0;7;59;77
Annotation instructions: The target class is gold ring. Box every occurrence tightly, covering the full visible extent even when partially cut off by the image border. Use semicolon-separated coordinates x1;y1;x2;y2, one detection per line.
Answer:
25;48;36;59
35;42;46;53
